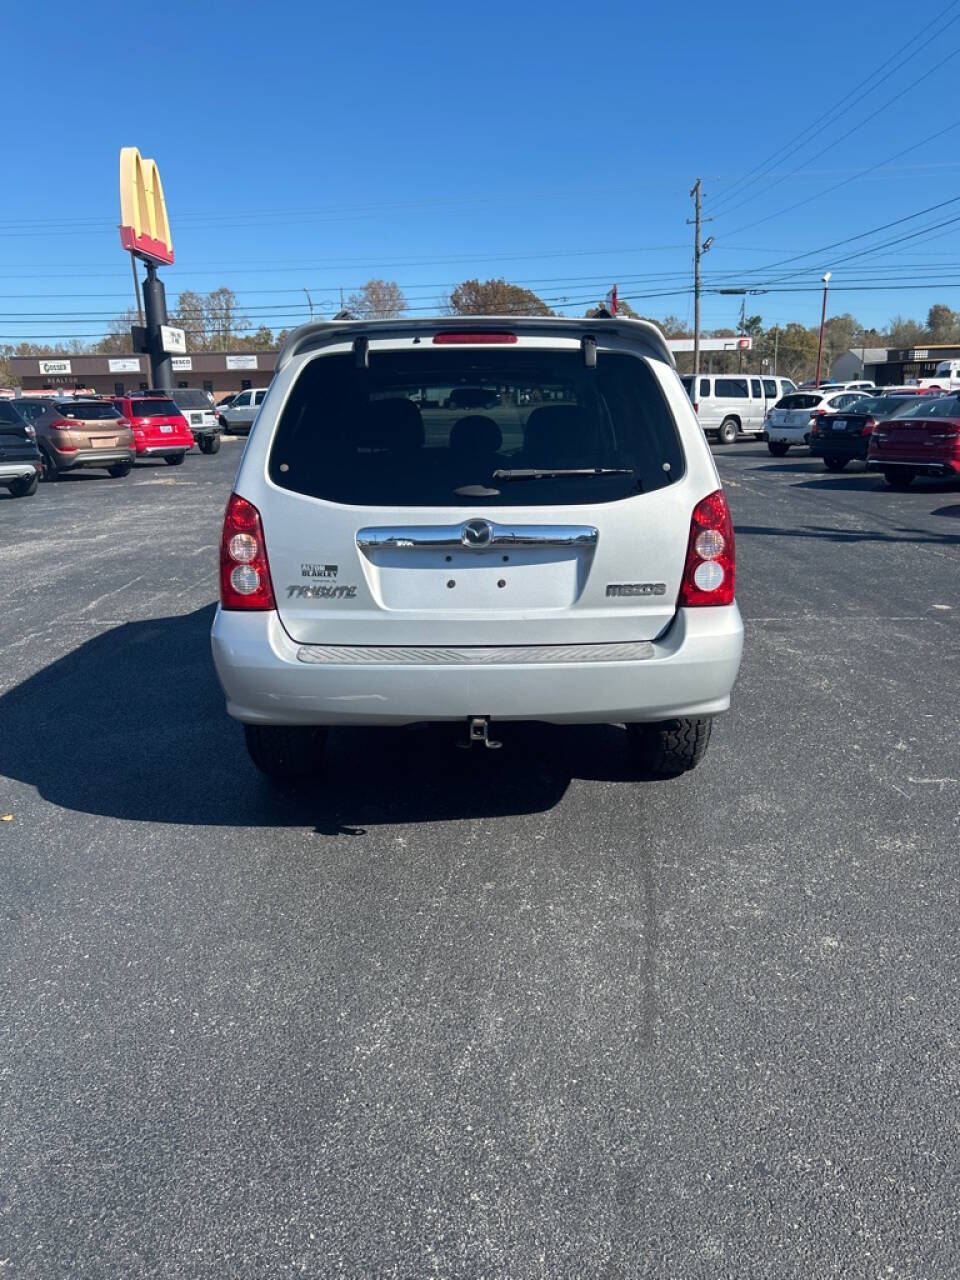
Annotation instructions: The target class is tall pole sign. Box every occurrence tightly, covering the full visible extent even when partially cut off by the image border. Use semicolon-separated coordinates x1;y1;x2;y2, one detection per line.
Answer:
118;148;182;390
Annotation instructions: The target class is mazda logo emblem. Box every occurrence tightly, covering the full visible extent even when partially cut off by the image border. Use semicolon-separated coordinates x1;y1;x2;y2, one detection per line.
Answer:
461;519;493;547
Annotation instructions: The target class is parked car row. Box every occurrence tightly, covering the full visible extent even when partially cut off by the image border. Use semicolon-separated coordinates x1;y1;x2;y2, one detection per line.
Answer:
771;388;960;488
0;389;225;500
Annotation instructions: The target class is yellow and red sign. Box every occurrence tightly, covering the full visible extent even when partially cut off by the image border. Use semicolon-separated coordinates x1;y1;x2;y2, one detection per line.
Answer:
119;147;174;265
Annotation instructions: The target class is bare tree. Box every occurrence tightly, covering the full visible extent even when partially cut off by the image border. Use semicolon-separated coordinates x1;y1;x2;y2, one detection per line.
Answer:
346;279;407;319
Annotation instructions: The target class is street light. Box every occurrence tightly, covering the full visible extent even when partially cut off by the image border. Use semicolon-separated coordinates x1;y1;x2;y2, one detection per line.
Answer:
815;271;832;388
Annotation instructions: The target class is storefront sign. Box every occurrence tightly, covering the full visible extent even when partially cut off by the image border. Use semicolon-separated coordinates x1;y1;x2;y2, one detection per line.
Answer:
39;359;72;375
172;356;193;372
226;355;258;371
108;357;141;373
119;147;174;265
160;324;186;355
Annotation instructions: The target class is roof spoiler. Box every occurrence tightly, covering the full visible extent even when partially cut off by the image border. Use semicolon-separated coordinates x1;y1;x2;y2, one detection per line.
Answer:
274;316;676;374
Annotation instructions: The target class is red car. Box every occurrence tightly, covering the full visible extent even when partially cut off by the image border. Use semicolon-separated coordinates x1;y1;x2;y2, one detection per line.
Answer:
109;394;194;466
867;393;960;488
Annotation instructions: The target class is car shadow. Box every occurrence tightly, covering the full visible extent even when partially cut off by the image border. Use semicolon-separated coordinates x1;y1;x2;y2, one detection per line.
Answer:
932;503;960;518
0;604;649;829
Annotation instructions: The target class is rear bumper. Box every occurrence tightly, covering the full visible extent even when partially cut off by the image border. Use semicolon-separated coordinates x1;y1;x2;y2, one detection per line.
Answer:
866;457;960;476
137;444;191;456
211;605;745;726
766;425;811;444
53;447;134;469
0;460;40;482
809;440;868;459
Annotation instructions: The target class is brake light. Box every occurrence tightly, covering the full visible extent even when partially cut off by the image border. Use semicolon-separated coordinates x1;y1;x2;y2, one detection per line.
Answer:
861;418;877;436
51;418;76;429
693;402;699;414
432;332;517;344
219;493;276;611
678;490;735;607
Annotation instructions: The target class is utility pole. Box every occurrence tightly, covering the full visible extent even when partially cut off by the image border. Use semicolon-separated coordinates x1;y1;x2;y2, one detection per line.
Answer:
773;325;779;376
303;287;315;321
738;297;747;373
815;272;832;388
687;180;712;376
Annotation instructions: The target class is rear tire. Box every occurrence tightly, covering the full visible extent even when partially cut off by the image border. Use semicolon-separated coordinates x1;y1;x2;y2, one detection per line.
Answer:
768;442;789;457
41;450;59;480
626;717;712;779
718;418;738;445
8;472;38;498
884;468;915;488
107;461;132;478
824;456;848;472
199;434;221;454
244;724;328;780
164;452;185;466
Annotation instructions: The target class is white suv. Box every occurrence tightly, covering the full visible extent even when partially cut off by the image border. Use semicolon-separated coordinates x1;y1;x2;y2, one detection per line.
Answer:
765;389;868;455
211;317;744;780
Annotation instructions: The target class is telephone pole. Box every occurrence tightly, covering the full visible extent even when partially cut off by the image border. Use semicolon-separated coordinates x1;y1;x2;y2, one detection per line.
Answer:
687;180;712;376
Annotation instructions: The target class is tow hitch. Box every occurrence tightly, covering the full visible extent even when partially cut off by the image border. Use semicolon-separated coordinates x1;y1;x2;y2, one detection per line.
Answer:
458;715;502;750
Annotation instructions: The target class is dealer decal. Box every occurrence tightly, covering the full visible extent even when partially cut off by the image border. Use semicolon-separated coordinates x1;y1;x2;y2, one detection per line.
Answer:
301;563;338;578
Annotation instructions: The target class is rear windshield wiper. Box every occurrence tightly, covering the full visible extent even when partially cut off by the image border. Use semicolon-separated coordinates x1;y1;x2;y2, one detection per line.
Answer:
492;467;633;481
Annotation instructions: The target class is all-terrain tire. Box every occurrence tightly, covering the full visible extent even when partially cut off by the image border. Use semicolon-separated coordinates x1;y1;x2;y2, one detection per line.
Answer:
626;717;713;779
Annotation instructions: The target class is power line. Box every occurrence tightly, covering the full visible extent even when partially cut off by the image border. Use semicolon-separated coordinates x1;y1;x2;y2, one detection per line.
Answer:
709;0;960;215
712;40;960;227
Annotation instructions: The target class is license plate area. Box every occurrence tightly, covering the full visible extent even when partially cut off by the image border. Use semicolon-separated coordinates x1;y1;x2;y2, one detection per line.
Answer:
159;425;173;434
363;546;587;611
91;437;117;448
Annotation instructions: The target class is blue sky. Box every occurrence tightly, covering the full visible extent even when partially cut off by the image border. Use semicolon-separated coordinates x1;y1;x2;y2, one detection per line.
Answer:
3;0;959;346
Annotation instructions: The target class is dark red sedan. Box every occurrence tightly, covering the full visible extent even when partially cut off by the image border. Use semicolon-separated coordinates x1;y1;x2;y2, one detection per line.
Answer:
867;394;960;488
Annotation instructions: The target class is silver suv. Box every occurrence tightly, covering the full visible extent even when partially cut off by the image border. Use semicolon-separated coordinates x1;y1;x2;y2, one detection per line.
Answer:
211;317;744;780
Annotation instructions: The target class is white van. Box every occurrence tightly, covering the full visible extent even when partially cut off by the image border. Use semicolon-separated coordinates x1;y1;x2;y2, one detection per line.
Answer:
211;316;744;781
680;373;796;443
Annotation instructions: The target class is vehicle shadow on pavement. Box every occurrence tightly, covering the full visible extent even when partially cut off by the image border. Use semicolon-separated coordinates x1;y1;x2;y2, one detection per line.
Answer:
737;522;960;546
0;605;640;828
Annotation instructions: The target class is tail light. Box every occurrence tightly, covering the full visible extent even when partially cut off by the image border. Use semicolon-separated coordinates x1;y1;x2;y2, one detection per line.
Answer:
51;418;77;430
678;490;735;607
693;402;699;414
861;418;877;436
24;424;36;440
219;493;276;611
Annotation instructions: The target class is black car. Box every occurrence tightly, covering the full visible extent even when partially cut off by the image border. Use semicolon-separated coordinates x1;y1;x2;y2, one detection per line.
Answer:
0;399;43;497
810;394;925;471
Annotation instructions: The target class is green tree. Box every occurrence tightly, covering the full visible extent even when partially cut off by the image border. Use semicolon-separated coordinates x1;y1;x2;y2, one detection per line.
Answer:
926;304;957;342
347;279;406;319
447;278;553;316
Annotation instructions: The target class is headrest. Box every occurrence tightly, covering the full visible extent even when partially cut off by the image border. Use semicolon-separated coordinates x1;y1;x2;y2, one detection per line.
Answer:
449;414;503;454
359;398;424;451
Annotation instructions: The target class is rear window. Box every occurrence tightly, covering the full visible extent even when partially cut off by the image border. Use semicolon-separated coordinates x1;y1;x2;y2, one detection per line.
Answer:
714;379;748;398
13;400;51;420
896;395;960;418
55;401;121;420
169;390;211;410
857;396;914;415
777;393;821;409
131;399;179;417
269;349;685;507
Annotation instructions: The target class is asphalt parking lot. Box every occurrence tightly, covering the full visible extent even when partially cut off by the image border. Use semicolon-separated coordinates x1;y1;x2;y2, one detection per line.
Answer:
1;438;958;1278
